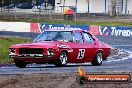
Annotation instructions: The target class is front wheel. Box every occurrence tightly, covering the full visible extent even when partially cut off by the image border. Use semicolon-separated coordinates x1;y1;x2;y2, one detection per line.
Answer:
91;52;103;66
54;51;68;67
14;60;27;68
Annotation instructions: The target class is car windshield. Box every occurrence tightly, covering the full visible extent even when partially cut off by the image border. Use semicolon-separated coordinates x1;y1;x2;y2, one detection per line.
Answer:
33;31;73;42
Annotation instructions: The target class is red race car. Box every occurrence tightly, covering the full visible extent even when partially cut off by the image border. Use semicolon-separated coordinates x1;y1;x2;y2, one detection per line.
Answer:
9;29;111;68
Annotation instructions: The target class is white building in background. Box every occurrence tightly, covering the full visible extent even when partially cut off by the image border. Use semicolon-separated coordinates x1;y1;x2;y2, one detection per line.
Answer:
127;0;132;14
55;0;132;15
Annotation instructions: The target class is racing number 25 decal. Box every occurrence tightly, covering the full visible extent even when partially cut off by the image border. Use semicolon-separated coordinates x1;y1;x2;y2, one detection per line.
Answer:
77;49;85;59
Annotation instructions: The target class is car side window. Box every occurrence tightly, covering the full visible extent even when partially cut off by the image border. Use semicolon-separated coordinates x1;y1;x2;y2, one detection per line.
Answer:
83;32;94;43
74;32;83;43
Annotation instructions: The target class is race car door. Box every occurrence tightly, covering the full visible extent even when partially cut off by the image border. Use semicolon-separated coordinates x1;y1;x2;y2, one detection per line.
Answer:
82;32;97;62
70;32;87;63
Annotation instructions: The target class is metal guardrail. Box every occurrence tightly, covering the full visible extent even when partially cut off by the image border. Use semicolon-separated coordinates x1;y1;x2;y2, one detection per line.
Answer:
2;9;15;13
0;6;131;22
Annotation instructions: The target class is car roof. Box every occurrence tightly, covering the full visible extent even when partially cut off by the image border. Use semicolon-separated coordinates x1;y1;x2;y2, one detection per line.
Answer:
44;29;86;32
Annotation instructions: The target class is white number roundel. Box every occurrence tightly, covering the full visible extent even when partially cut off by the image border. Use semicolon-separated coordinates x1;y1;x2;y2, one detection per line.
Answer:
77;49;85;59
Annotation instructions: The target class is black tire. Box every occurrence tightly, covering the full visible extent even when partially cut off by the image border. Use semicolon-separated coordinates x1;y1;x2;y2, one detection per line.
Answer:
54;51;68;67
14;60;27;68
91;51;103;66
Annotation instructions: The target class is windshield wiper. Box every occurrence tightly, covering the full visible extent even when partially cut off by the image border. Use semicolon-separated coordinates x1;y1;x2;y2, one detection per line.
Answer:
44;39;52;41
33;39;52;42
33;39;43;42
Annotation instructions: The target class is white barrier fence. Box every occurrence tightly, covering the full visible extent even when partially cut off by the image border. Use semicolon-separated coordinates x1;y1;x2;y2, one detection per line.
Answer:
0;22;30;32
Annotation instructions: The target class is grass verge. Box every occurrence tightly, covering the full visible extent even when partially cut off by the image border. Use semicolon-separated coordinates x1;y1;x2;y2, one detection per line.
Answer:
0;17;132;26
0;36;32;63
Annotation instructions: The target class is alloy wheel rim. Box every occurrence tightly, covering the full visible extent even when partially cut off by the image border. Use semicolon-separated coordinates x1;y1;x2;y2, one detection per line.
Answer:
97;53;102;63
60;53;67;65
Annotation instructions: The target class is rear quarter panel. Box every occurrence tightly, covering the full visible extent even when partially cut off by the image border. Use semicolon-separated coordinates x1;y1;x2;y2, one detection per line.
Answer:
99;41;111;60
92;34;111;60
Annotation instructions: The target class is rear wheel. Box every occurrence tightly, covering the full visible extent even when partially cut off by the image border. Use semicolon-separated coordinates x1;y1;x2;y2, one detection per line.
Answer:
54;51;68;67
14;60;27;68
91;52;102;66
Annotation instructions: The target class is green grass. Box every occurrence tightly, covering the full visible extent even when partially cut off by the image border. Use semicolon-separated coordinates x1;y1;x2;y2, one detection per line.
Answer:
0;17;132;26
0;36;32;63
43;20;132;26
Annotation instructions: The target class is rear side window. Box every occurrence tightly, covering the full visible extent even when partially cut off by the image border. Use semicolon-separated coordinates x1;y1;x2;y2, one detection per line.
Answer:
74;32;83;43
83;32;94;43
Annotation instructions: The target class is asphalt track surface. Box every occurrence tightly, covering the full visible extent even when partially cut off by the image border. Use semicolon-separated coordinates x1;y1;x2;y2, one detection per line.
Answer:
0;32;132;74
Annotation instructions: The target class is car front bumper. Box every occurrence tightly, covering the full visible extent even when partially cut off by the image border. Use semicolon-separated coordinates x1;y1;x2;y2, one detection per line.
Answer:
9;54;56;62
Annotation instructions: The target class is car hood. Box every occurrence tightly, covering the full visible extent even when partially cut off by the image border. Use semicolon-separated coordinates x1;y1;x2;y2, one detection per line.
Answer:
9;41;61;48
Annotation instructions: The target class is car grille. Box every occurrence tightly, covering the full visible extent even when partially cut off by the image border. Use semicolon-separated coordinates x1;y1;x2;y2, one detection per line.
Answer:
19;48;43;54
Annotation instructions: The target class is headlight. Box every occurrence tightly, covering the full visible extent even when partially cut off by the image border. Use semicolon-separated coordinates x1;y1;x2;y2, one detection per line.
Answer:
9;48;16;54
47;48;54;55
